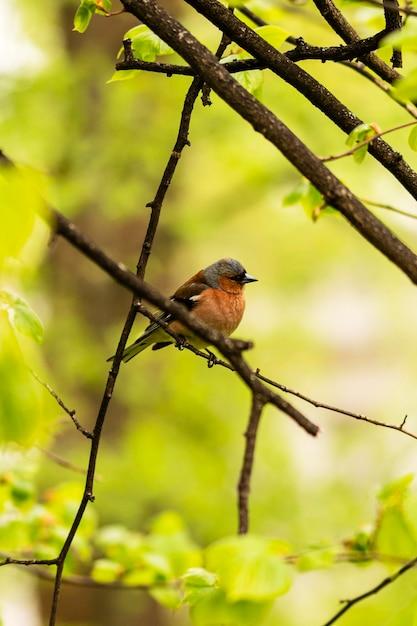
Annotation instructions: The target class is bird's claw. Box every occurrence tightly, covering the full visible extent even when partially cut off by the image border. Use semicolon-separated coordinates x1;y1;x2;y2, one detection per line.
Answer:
175;336;186;351
206;349;217;368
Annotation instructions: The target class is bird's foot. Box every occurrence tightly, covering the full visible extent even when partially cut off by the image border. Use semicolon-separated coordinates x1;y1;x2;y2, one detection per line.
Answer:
175;335;186;351
205;349;217;369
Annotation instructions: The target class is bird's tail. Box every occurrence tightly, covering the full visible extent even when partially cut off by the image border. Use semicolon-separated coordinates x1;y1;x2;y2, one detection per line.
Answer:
107;335;154;363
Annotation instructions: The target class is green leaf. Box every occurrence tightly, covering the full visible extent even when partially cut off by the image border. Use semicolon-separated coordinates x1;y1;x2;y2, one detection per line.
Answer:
0;291;44;343
0;314;50;446
91;558;124;583
150;510;186;535
383;23;417;51
221;54;263;96
0;165;42;270
409;126;417;151
375;508;417;560
394;68;417;102
96;0;112;11
183;567;217;588
255;25;289;49
150;585;183;609
73;1;96;33
95;524;144;567
378;474;413;507
190;588;272;626
107;70;139;84
122;25;174;62
345;123;376;164
205;535;292;602
282;180;308;206
353;144;369;164
297;545;337;571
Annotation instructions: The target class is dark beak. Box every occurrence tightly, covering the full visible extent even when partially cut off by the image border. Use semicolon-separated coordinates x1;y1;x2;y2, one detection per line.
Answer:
242;273;257;284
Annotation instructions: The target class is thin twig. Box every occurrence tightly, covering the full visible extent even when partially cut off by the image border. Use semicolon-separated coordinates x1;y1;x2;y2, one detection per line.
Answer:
237;394;265;534
363;0;417;17
30;370;92;439
37;447;88;476
0;556;57;567
321;120;417;163
46;31;233;626
360;197;417;221
322;555;417;626
342;61;417;120
136;306;417;443
312;0;400;83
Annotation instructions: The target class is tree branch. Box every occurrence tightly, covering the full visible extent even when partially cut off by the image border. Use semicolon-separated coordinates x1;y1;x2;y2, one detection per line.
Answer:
343;61;417;120
311;0;400;83
237;394;265;534
321;120;417;163
30;370;92;439
182;0;417;207
382;0;402;68
322;555;417;626
136;305;417;443
45;33;232;626
120;0;417;286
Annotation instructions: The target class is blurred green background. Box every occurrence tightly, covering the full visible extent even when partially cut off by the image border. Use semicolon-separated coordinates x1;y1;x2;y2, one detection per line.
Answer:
2;0;417;624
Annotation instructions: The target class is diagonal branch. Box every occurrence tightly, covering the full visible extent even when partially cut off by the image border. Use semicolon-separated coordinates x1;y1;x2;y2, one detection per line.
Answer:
311;0;400;83
322;555;417;626
137;305;417;443
46;32;232;626
120;0;417;286
181;0;417;207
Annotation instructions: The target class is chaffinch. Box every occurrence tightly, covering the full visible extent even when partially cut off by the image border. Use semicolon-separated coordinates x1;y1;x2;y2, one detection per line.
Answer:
118;258;257;362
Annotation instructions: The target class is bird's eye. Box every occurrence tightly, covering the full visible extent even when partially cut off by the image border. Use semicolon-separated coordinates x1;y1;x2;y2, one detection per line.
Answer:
233;272;246;283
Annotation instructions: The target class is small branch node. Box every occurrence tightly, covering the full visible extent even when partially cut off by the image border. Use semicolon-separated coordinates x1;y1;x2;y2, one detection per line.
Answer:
122;39;134;63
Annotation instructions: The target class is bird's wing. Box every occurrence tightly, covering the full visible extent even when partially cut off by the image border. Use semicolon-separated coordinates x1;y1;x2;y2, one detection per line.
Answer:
140;281;209;339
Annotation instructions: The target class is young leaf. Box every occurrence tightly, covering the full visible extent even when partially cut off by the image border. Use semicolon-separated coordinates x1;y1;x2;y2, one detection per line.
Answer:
73;0;96;33
394;68;417;102
409;126;417;152
183;567;217;588
190;587;272;626
107;70;139;84
205;535;292;602
122;25;173;61
0;290;43;343
345;123;376;164
383;23;417;51
96;0;112;11
255;25;289;49
221;54;263;96
282;180;308;206
150;586;183;609
91;558;124;583
296;545;337;571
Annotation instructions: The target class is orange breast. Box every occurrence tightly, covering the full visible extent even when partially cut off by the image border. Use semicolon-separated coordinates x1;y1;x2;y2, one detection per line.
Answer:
169;288;245;340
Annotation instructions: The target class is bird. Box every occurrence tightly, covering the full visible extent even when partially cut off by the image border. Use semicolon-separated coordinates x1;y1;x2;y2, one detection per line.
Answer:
112;258;257;363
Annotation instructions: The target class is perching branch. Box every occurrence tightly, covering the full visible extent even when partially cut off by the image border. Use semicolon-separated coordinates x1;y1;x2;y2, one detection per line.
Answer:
45;32;233;626
137;305;417;444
